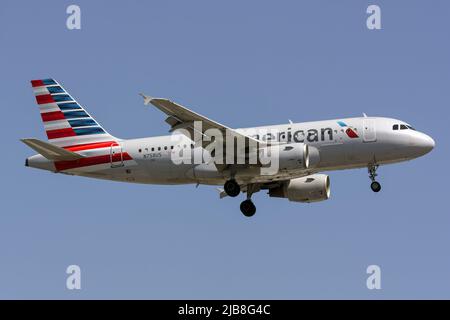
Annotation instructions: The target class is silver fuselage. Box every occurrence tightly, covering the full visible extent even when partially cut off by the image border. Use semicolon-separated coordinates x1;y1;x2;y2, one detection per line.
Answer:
26;116;435;186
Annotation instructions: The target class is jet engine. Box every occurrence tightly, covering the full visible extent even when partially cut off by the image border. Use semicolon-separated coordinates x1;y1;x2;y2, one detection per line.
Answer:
261;143;320;171
269;174;330;203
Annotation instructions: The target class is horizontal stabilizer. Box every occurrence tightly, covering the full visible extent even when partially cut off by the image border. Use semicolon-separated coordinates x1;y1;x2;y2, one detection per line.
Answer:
21;138;84;161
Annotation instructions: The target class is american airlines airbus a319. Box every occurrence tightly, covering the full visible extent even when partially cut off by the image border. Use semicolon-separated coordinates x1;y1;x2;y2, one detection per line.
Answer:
22;79;435;217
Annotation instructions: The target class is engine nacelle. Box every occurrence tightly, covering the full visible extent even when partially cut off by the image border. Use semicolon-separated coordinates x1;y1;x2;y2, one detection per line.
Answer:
262;143;320;171
269;174;330;203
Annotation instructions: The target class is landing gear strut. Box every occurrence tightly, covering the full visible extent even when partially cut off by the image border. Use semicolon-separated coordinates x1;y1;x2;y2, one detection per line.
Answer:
368;164;381;192
224;179;240;197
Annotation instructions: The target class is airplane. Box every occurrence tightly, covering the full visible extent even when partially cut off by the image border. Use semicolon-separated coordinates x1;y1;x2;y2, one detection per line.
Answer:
22;79;435;217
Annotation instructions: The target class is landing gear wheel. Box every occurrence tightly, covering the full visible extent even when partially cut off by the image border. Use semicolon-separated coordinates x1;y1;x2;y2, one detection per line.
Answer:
370;181;381;193
368;164;381;193
240;200;256;217
224;179;240;197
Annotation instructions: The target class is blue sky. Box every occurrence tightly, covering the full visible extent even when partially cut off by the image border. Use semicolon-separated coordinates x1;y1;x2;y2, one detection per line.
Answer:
1;0;449;299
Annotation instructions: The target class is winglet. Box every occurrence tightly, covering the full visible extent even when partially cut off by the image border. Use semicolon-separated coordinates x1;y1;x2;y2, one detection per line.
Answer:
139;93;153;105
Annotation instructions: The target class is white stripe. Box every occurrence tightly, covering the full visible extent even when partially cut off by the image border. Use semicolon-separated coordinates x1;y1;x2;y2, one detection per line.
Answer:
33;87;49;95
39;104;60;113
44;120;71;131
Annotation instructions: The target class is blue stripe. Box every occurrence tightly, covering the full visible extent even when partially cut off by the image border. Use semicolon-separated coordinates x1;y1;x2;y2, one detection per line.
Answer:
42;79;57;85
58;102;81;110
73;127;106;136
47;86;65;94
63;111;90;119
337;121;347;127
68;119;97;127
52;94;73;102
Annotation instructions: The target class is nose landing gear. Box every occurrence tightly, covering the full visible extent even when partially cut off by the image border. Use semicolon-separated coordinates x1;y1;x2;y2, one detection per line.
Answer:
368;164;381;192
370;181;381;192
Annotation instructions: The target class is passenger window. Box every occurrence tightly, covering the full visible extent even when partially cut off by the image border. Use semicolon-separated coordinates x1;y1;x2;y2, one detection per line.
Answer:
400;124;408;130
151;147;154;152
158;147;161;151
138;149;142;153
170;146;174;150
393;124;398;130
164;146;167;150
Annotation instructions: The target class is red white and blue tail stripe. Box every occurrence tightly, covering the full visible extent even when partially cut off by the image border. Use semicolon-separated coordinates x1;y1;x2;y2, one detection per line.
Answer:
30;79;135;172
31;78;115;147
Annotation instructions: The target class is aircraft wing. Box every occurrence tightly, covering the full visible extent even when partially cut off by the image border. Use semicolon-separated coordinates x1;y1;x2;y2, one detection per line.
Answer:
140;94;273;170
140;94;262;145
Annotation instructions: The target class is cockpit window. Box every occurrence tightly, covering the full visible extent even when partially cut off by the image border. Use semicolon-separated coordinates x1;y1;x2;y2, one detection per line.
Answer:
394;123;416;131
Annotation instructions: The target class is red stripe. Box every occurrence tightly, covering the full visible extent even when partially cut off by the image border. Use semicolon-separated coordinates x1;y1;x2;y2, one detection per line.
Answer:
36;94;54;104
46;128;76;139
63;141;118;152
31;80;44;87
55;152;133;171
41;111;66;122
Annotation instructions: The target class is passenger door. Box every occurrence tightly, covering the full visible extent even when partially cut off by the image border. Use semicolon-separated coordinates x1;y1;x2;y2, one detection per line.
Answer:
363;119;377;142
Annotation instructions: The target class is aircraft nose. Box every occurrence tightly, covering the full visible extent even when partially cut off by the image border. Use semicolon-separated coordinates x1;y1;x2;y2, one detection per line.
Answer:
415;133;435;155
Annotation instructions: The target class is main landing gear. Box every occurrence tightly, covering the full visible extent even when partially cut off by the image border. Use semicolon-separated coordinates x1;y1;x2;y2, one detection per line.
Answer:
224;179;240;197
368;164;381;193
239;184;258;217
223;179;257;217
240;199;256;217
